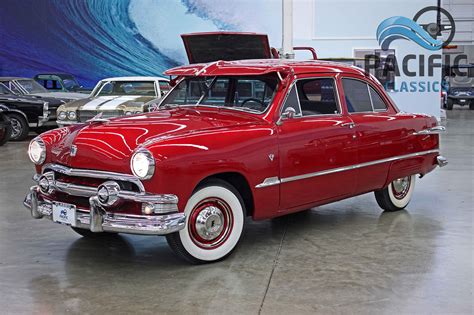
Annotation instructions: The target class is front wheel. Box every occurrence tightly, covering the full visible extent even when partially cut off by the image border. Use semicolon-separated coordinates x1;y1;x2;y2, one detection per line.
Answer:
374;175;416;212
166;179;245;264
0;116;12;146
7;113;29;141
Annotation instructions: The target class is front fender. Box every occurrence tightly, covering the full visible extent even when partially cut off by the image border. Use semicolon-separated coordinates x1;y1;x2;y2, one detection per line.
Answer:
142;125;279;214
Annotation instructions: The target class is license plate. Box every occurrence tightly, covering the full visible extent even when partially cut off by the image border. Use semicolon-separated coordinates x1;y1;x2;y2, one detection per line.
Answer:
52;202;77;226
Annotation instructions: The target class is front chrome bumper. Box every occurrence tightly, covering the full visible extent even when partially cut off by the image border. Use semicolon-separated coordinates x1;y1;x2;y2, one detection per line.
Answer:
23;186;186;235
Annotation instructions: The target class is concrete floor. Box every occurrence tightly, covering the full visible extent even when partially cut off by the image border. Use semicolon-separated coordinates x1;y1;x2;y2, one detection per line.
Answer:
0;108;472;315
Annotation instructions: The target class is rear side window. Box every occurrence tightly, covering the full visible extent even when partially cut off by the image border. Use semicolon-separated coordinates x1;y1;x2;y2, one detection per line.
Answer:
342;79;372;113
369;87;388;111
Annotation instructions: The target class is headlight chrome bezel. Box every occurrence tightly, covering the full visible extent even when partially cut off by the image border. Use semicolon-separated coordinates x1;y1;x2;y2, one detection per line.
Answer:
28;138;46;165
130;148;155;180
67;111;77;121
58;111;67;120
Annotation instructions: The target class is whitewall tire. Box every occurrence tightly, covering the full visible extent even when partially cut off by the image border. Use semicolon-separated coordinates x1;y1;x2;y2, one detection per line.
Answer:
166;179;245;264
374;175;416;211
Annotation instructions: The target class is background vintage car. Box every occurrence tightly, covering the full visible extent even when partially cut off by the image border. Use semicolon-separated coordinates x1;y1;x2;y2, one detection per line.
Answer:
0;77;87;103
56;76;170;125
445;64;474;110
0;83;63;140
34;73;92;94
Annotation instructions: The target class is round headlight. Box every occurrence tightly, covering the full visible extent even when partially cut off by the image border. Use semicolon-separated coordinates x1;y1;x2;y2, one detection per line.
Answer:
28;138;46;165
125;111;133;115
67;111;77;120
58;111;67;120
131;149;155;179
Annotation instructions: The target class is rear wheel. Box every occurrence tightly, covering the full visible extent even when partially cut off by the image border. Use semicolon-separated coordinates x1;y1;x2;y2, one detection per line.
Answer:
374;175;416;212
166;179;245;264
446;99;454;110
7;113;29;141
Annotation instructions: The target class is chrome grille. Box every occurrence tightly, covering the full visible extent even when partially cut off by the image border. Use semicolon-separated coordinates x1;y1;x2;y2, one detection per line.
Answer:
78;110;122;122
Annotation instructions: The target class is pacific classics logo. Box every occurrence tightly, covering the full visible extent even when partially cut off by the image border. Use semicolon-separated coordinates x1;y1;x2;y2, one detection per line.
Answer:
364;6;468;93
376;6;455;51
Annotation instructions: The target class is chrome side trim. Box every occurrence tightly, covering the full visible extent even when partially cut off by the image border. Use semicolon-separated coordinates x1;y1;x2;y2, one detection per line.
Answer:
413;126;446;135
255;149;440;188
255;176;281;188
42;163;145;192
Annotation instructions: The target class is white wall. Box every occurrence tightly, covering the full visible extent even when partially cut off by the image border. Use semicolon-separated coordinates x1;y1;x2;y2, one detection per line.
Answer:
292;0;443;119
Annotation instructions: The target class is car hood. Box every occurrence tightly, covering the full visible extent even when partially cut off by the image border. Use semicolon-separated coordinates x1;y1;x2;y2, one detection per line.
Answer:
0;94;63;107
32;92;88;101
45;107;265;172
61;95;156;111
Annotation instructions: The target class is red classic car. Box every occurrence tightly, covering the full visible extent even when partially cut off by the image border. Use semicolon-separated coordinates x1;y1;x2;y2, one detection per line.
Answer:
24;33;447;263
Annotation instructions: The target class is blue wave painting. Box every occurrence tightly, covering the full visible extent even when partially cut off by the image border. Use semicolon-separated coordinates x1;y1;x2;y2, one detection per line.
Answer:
377;16;443;51
0;0;280;87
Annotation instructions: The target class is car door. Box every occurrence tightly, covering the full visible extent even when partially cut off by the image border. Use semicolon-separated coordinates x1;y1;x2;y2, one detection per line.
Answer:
277;74;358;211
341;77;405;193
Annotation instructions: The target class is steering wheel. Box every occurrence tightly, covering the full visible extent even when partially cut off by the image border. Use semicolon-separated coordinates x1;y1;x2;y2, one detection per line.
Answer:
413;6;455;48
240;98;265;111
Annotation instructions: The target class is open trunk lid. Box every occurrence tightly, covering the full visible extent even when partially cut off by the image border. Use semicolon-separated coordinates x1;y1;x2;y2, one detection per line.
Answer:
181;32;272;64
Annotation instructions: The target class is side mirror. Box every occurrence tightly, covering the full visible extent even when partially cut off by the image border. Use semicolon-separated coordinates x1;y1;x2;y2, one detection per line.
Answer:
276;107;296;126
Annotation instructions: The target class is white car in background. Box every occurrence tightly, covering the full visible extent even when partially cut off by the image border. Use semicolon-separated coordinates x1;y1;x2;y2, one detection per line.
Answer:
56;76;170;126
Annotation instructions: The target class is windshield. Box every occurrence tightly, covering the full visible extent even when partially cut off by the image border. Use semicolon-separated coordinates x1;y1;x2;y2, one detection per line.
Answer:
60;75;81;89
95;81;156;96
160;75;278;113
16;79;48;94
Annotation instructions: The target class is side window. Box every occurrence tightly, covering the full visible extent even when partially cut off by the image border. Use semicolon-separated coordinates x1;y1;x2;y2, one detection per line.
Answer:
342;79;372;113
296;78;338;116
159;81;170;96
369;87;388;111
281;85;302;116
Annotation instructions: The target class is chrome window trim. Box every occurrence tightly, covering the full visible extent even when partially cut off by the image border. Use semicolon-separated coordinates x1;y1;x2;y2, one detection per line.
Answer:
255;149;440;188
42;163;145;192
279;76;343;119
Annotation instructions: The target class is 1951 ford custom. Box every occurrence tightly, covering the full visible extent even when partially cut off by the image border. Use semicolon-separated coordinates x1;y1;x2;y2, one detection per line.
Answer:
23;37;447;263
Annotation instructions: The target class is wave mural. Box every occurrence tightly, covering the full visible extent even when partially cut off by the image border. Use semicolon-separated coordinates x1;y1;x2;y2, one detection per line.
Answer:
0;0;279;88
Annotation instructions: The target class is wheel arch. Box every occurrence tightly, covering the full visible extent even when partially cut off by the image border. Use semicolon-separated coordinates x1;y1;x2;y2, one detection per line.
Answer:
195;172;254;217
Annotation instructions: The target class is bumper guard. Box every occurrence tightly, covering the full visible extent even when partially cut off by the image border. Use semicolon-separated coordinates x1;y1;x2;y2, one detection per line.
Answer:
23;186;186;235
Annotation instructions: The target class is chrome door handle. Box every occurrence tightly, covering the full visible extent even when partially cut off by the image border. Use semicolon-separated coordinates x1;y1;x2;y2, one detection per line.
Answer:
341;122;355;129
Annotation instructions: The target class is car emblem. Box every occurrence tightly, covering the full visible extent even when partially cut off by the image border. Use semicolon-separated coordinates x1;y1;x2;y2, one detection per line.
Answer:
70;145;77;157
268;154;275;162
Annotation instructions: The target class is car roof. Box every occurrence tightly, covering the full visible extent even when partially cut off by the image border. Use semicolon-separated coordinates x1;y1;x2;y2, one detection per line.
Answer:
101;76;169;82
164;59;367;77
0;77;31;81
35;73;75;77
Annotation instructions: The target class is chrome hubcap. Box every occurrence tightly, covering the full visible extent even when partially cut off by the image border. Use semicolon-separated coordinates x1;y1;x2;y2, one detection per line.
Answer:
195;206;224;240
10;118;21;138
392;176;411;199
189;197;233;249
